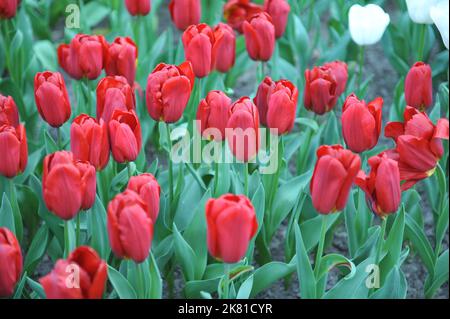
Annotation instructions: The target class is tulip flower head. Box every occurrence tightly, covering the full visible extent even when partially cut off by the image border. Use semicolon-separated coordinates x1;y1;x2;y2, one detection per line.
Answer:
127;173;161;223
212;23;236;73
182;24;215;78
348;4;390;46
430;1;449;49
0;124;28;178
125;0;151;16
242;12;275;61
0;94;19;127
0;0;19;19
104;37;138;86
406;0;440;24
224;0;263;33
404;62;433;111
0;227;22;297
206;194;258;263
197;90;232;141
40;246;107;299
323;61;348;96
303;66;338;115
263;0;290;38
169;0;201;30
108;110;142;163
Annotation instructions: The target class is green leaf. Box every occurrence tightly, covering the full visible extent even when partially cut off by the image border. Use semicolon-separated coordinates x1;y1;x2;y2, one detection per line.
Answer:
316;253;356;282
148;253;163;298
294;224;316;299
44;130;58;154
33;40;57;71
26;277;46;299
83;2;111;28
24;225;50;273
107;265;137;299
380;207;405;281
236;275;254;299
405;213;435;273
0;193;15;234
13;272;27;299
88;196;110;260
425;250;449;298
250;261;296;298
173;223;196;281
371;266;407;299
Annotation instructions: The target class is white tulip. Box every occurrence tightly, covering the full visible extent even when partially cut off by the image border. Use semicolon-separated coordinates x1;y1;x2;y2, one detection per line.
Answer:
348;4;390;46
430;0;449;49
406;0;440;24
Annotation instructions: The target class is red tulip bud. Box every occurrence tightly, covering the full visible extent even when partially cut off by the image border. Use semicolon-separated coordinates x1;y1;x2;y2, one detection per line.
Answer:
127;173;161;223
108;110;142;163
125;0;151;16
169;0;201;30
0;124;28;178
323;61;348;96
242;12;275;62
303;66;338;115
263;0;290;38
0;94;19;127
223;0;263;33
405;62;433;111
182;24;215;78
105;37;138;86
196;90;232;141
212;23;236;73
0;0;19;19
0;227;22;297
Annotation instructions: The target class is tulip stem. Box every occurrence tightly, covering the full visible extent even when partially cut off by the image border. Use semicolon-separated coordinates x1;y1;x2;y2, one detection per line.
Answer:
127;161;133;179
243;162;249;196
213;157;220;198
357;45;364;94
314;214;328;280
418;24;426;61
56;127;62;150
374;217;387;267
165;123;174;217
76;213;81;247
223;263;231;299
63;220;70;258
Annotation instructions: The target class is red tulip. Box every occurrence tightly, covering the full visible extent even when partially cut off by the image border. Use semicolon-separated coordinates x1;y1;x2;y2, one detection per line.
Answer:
0;94;19;127
125;0;151;16
169;0;201;30
43;151;96;220
70;114;110;171
196;90;232;141
127;173;161;223
356;152;401;218
342;94;383;153
242;12;275;62
57;34;106;80
310;145;361;214
212;23;236;73
385;106;449;190
303;66;338;115
263;0;290;38
0;227;22;297
0;0;19;19
34;71;71;128
226;97;260;162
0;124;27;178
40;246;107;299
254;77;298;135
206;194;258;263
146;62;195;123
223;0;263;33
105;37;138;86
405;62;432;111
108;110;142;163
323;61;348;96
182;24;215;78
107;190;154;263
96;76;136;124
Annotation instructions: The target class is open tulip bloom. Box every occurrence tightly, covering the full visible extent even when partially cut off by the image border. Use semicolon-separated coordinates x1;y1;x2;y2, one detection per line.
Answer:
0;0;449;303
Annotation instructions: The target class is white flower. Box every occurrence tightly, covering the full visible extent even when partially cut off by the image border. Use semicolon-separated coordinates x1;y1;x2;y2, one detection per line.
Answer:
406;0;440;24
348;4;390;46
430;0;449;49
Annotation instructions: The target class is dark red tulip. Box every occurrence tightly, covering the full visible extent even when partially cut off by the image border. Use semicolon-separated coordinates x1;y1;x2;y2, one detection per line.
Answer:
146;62;195;123
107;190;154;263
226;97;260;162
105;37;138;86
254;77;275;126
182;24;215;78
0;94;19;127
206;194;258;263
263;0;290;38
385;106;449;190
356;152;401;218
212;23;236;73
310;145;361;214
303;66;338;115
96;76;136;124
342;94;383;153
70;114;110;171
40;246;107;299
34;71;71;128
0;124;27;178
405;62;432;111
127;173;161;223
0;227;22;297
0;0;19;19
223;0;263;33
323;61;348;96
125;0;151;16
197;90;232;141
108;110;142;163
242;12;275;62
43;151;96;220
57;34;106;80
169;0;201;30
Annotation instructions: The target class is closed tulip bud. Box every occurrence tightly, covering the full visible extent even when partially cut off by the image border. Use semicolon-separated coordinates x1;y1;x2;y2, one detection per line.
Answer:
0;124;28;178
405;62;433;111
263;0;290;38
108;110;142;163
0;94;19;127
406;0;439;24
206;194;258;263
385;106;449;190
430;1;449;50
146;62;195;123
242;12;275;62
303;66;338;115
323;61;348;96
0;227;22;297
223;0;263;33
182;24;215;78
43;151;96;220
342;94;383;153
40;246;107;299
105;37;138;86
226;97;260;162
348;4;390;46
0;0;19;19
254;77;275;126
212;23;236;73
34;71;71;128
107;190;154;263
125;0;151;16
127;173;161;223
356;153;401;218
71;114;110;171
169;0;201;30
310;145;361;214
196;90;232;141
57;34;106;80
96;76;136;124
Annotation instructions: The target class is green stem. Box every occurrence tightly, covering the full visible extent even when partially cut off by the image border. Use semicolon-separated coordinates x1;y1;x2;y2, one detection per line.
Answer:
127;161;133;179
76;213;81;247
358;45;365;93
136;262;145;299
56;127;62;150
418;24;426;61
213;156;219;197
83;78;91;115
314;214;328;279
223;263;230;299
375;217;387;266
243;162;249;196
165;123;174;217
64;220;70;258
